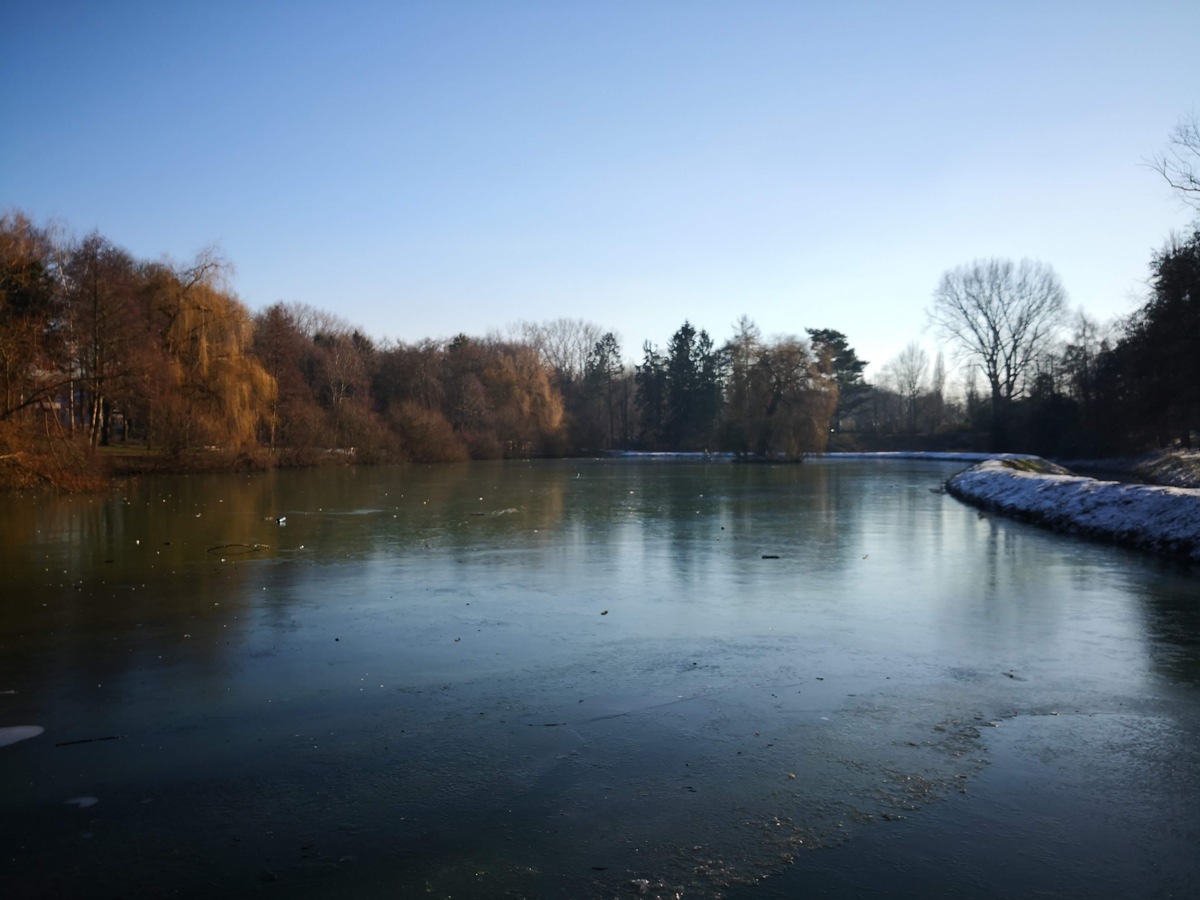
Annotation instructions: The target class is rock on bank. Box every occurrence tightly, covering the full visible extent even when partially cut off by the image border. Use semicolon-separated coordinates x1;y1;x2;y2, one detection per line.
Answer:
946;457;1200;562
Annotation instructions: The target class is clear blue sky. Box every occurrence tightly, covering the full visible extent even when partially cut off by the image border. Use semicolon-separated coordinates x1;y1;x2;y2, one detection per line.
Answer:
3;1;1197;378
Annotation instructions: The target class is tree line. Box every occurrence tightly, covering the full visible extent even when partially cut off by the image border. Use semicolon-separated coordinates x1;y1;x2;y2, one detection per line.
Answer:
827;115;1200;456
2;115;1197;483
837;231;1198;458
0;211;856;480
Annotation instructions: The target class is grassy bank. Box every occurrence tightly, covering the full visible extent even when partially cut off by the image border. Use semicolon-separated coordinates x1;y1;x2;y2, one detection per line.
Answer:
0;439;351;492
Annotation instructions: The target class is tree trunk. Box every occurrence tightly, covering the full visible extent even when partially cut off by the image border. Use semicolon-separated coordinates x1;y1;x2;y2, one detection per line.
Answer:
990;384;1006;452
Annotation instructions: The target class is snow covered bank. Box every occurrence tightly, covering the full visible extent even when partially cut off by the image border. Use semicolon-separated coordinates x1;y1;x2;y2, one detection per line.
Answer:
947;458;1200;562
824;451;1033;464
601;450;1037;464
1060;449;1200;490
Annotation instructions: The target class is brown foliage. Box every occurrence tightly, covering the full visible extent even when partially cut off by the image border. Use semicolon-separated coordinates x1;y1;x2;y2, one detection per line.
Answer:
483;344;566;455
0;211;66;422
0;420;107;491
387;401;469;463
720;326;838;459
64;233;148;447
143;256;276;455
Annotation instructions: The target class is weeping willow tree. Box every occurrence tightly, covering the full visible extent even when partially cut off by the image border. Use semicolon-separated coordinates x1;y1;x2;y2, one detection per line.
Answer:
484;342;567;456
142;252;275;455
720;328;839;460
750;338;838;459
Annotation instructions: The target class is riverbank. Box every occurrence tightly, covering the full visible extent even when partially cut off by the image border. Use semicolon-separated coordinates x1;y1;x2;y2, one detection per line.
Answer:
0;442;348;492
1060;448;1200;489
946;456;1200;562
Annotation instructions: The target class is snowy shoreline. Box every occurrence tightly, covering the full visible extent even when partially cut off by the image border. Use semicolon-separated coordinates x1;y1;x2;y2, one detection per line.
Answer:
946;457;1200;563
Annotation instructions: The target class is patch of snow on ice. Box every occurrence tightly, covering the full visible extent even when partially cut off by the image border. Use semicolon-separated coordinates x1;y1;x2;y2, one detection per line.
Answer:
0;725;45;747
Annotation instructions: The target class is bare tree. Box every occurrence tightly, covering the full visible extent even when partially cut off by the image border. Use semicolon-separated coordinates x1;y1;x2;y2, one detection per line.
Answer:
0;212;66;423
929;350;946;430
929;258;1066;447
891;341;928;433
64;233;142;446
1149;112;1200;210
514;318;603;384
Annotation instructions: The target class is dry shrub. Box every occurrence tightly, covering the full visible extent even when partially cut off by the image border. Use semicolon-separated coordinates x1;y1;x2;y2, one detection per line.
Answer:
0;452;49;490
464;430;503;460
273;400;329;454
334;404;399;464
0;421;107;492
387;402;469;463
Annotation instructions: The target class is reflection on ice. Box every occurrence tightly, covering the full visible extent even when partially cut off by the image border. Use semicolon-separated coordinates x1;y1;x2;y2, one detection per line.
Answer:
0;460;1197;898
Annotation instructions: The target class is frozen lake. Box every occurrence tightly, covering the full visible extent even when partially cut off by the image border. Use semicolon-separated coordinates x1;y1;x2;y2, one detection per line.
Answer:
1;459;1198;897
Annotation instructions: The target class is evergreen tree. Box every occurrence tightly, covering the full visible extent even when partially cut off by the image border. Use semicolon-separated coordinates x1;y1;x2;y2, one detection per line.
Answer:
635;341;667;450
806;328;869;431
583;332;623;450
1121;231;1200;447
663;321;722;450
